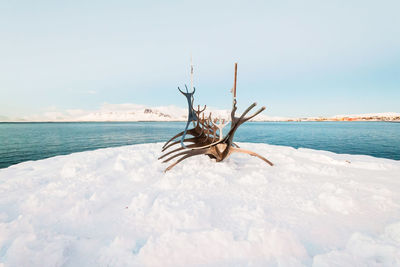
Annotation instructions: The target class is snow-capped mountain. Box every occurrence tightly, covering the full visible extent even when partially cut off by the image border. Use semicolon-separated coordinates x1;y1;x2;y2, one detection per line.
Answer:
1;103;284;122
2;104;187;122
74;106;187;122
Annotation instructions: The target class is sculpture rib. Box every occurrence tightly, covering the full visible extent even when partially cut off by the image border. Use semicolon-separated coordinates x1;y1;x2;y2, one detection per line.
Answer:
230;147;274;166
164;148;208;172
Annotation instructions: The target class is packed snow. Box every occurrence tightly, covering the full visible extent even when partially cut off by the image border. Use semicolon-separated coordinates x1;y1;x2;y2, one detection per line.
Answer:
0;143;400;266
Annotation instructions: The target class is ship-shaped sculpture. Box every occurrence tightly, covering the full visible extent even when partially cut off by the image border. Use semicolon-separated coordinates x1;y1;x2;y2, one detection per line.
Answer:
159;63;273;172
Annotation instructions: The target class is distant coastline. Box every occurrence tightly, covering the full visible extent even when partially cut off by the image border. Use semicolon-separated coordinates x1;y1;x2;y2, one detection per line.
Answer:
1;119;399;123
1;106;399;123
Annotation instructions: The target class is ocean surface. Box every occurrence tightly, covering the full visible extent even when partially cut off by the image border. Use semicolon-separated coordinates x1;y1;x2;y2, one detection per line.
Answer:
0;121;399;169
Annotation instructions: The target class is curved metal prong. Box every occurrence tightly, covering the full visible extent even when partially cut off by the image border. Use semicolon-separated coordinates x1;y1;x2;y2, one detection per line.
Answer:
239;102;257;120
244;106;266;121
178;87;185;95
230;147;273;166
164;148;208;172
162;129;186;149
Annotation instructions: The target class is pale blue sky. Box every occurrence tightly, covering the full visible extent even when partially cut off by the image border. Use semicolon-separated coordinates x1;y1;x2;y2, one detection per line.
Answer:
1;0;399;118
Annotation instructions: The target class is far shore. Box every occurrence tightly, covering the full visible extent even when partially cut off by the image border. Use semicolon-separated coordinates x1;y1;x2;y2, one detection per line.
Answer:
1;120;400;123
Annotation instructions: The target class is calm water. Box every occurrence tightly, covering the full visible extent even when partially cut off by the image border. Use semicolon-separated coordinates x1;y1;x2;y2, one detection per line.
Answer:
0;122;399;169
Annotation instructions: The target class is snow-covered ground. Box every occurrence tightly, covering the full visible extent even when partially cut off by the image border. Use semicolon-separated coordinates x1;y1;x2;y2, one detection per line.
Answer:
0;143;400;266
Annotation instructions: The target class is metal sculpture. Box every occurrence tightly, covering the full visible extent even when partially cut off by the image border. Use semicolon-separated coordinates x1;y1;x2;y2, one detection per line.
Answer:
178;85;197;149
159;63;273;172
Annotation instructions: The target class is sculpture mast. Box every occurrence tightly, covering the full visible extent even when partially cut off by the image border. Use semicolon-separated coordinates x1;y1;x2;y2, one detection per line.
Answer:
230;62;238;124
233;63;237;98
190;55;194;91
232;63;237;108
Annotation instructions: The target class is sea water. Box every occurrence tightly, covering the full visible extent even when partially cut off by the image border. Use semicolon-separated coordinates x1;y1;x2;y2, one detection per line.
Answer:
0;121;399;169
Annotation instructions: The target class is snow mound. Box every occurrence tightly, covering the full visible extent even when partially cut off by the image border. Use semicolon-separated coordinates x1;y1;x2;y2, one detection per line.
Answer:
0;143;400;266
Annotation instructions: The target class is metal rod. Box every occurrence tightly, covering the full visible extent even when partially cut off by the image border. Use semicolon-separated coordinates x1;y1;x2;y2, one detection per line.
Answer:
233;63;237;98
190;55;194;91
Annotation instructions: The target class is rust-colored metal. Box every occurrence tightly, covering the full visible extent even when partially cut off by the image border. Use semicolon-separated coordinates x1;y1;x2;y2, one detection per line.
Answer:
233;62;237;98
159;63;273;172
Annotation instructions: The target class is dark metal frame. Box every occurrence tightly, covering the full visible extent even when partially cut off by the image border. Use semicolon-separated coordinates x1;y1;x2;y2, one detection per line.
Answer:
159;63;273;172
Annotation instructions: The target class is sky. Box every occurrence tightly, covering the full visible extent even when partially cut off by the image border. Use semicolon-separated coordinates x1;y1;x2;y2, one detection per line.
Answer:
1;0;399;119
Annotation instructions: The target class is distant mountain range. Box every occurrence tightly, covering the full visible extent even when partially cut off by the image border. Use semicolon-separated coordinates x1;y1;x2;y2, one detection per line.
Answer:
1;104;399;122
